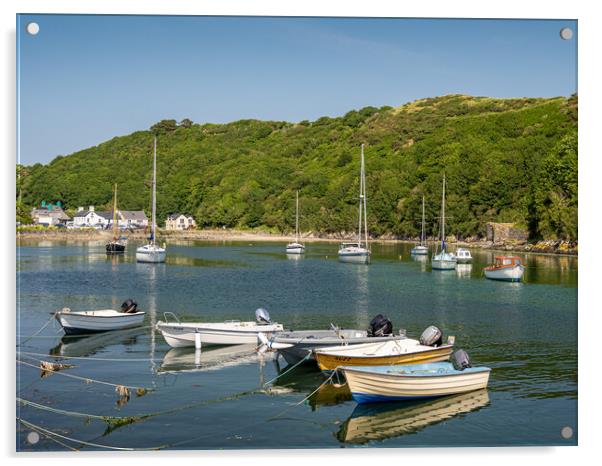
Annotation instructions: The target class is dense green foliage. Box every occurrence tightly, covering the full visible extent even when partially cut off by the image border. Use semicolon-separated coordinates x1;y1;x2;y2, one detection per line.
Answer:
18;94;578;240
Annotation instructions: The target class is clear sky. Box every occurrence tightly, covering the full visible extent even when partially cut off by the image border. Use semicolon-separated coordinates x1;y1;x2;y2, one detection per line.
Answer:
17;15;577;165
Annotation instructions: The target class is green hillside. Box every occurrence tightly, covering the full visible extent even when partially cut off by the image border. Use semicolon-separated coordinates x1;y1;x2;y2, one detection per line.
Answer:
17;94;578;241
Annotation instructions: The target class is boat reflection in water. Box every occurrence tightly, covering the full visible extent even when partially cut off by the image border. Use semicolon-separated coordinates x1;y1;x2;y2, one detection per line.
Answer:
337;389;490;444
157;344;272;374
456;263;473;278
49;326;146;358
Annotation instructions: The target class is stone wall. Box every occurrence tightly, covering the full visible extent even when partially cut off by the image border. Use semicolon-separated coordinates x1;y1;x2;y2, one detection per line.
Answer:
486;222;529;244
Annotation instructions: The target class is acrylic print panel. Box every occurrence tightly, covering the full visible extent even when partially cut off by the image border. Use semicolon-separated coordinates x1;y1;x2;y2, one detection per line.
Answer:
16;15;578;451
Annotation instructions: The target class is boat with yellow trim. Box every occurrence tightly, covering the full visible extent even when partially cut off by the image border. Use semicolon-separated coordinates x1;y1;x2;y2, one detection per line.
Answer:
314;338;454;372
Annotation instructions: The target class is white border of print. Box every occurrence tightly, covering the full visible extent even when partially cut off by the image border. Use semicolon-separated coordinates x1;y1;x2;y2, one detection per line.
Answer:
2;0;600;465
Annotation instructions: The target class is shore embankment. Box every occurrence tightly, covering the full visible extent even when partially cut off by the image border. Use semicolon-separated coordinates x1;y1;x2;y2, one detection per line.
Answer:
16;227;578;255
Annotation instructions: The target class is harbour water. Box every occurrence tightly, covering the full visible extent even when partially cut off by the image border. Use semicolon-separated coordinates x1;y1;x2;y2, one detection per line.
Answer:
16;240;578;450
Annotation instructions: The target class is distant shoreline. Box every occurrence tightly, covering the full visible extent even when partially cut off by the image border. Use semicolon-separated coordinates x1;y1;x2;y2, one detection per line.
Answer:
16;227;578;256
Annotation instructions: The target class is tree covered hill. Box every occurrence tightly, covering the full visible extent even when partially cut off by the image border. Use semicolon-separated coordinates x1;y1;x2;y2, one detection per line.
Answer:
18;94;578;241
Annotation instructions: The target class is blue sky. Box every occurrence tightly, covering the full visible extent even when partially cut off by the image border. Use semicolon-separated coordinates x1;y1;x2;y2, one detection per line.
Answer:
17;15;577;165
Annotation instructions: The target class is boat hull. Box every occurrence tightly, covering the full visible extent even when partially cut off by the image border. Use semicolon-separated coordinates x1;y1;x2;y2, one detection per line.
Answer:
157;322;284;348
286;247;305;255
338;251;370;264
455;257;472;264
411;246;428;255
315;345;453;372
273;332;403;365
342;363;491;404
55;311;146;334
484;265;524;282
106;242;125;254
431;259;457;270
136;246;166;263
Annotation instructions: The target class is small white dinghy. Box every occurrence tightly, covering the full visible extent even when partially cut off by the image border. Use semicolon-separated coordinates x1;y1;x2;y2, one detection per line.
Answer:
156;308;284;348
54;299;145;335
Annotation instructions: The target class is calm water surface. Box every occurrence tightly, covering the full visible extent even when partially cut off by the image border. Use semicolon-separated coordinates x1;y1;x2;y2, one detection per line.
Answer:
16;240;577;450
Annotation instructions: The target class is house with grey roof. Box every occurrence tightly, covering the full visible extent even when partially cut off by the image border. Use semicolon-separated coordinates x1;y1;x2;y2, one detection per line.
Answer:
117;210;149;229
30;204;70;226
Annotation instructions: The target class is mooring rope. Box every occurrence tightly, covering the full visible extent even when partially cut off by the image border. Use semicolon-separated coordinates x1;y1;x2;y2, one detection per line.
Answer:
267;369;339;421
17;386;264;429
17;417;168;451
17;418;78;451
17;358;152;392
18;351;153;362
262;351;312;387
16;313;58;347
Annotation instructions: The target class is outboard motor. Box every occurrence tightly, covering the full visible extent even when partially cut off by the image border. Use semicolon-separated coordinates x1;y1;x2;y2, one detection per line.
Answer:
420;325;443;347
451;349;472;371
255;308;271;324
120;299;138;314
368;314;393;337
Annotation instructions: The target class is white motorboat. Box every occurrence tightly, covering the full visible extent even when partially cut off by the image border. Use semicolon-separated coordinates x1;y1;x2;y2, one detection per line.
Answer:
431;175;457;271
339;144;370;264
314;338;454;372
54;300;145;335
453;248;473;263
136;137;166;263
156;308;284;348
411;196;429;255
341;360;491;404
286;190;305;255
484;256;525;282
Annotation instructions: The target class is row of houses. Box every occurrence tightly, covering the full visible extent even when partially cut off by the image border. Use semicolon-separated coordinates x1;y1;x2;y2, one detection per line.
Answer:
30;204;197;230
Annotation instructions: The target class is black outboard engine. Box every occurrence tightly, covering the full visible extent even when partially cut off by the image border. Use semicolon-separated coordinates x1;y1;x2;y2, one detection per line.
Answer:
255;308;271;324
120;299;138;314
420;325;443;347
451;349;472;370
368;314;393;337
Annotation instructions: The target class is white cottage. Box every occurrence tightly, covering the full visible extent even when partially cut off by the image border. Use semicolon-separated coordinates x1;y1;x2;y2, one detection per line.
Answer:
165;213;196;231
73;206;111;228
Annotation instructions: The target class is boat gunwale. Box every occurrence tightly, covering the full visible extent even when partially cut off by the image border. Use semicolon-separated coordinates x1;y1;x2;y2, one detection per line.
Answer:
315;342;453;359
341;364;491;378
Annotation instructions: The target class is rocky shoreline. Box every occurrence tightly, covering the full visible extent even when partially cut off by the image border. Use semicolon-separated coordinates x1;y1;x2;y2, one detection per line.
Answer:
17;228;578;256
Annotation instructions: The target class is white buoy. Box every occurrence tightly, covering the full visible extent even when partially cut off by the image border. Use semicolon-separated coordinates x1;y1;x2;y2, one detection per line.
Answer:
194;331;202;350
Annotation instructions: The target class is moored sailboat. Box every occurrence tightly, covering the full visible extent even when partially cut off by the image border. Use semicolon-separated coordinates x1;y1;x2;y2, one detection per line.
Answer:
339;144;370;264
411;195;428;255
106;183;125;254
431;175;457;270
136;137;166;263
286;190;305;254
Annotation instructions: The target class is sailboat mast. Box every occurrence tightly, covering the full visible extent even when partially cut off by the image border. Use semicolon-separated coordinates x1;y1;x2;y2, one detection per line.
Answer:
421;195;425;246
357;146;363;247
152;137;157;245
362;144;368;250
112;183;118;240
441;174;446;252
295;190;299;243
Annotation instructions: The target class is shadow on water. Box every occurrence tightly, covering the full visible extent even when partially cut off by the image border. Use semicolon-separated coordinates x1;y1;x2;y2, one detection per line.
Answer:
336;389;491;445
